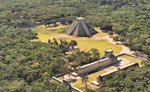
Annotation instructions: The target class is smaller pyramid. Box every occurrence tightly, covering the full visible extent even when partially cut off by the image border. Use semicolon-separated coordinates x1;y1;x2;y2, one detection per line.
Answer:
65;17;97;37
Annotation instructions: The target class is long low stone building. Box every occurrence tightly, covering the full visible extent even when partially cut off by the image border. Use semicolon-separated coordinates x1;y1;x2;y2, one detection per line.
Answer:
75;49;118;75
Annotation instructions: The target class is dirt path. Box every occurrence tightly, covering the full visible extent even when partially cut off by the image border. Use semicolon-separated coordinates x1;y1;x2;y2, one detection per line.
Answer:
92;35;115;44
120;45;134;55
56;34;68;39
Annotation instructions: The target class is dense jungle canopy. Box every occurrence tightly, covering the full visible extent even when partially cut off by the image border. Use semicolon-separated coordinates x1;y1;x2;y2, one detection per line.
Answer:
0;0;149;92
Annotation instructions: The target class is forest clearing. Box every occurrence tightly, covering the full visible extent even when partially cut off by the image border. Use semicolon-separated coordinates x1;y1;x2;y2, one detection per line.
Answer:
32;25;122;56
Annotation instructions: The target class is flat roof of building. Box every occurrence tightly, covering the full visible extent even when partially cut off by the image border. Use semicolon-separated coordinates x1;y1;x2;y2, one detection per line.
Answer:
77;58;109;69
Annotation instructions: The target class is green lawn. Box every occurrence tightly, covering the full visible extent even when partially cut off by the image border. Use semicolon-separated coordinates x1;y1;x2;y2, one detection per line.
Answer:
119;55;143;65
32;25;67;42
76;40;121;56
71;78;83;89
32;25;122;56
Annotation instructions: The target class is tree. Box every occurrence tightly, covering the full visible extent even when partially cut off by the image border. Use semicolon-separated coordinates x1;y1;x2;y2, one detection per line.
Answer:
69;40;77;50
53;38;58;45
89;48;100;61
100;24;112;31
108;31;114;38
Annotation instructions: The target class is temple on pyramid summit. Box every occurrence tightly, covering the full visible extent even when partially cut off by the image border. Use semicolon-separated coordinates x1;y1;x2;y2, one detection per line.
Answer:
64;17;97;37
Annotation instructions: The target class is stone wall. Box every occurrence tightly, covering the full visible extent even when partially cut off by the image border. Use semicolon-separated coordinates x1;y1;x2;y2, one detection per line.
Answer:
76;58;114;75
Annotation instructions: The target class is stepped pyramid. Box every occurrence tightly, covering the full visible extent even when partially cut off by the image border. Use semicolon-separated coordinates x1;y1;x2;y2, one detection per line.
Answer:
65;17;97;37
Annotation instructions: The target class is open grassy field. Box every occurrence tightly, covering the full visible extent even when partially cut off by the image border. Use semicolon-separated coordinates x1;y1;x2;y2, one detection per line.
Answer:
32;25;67;42
119;55;143;65
32;25;122;56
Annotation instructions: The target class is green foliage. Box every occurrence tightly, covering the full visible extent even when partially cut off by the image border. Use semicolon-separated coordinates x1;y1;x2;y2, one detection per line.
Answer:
1;0;149;55
0;26;71;91
67;48;100;67
96;62;150;92
69;40;77;49
0;0;149;91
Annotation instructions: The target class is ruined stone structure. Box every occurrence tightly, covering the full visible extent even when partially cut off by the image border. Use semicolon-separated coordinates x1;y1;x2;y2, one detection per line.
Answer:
64;17;97;37
75;49;118;75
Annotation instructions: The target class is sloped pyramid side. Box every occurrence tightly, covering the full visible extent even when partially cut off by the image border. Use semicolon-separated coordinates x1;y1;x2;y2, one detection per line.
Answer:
65;19;97;37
